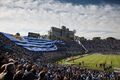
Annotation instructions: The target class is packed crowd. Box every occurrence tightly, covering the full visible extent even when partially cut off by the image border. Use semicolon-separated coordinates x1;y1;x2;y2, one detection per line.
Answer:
0;52;120;80
81;39;120;53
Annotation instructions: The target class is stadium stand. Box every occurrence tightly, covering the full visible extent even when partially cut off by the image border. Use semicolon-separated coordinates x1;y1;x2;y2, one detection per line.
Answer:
1;32;120;80
0;32;84;62
80;38;120;53
0;52;120;80
0;32;68;52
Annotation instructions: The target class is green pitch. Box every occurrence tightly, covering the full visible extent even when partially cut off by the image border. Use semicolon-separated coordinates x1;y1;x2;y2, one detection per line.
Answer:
58;53;120;70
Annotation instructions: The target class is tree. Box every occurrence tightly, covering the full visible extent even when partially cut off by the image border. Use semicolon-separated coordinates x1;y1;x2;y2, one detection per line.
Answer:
106;37;116;41
93;37;101;41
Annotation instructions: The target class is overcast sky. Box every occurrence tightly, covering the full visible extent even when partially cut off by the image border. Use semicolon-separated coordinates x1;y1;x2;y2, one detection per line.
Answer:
0;0;120;39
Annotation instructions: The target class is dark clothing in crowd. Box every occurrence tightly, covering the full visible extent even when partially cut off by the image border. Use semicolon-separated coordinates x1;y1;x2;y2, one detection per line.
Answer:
39;71;47;80
13;71;23;80
22;71;38;80
3;72;14;80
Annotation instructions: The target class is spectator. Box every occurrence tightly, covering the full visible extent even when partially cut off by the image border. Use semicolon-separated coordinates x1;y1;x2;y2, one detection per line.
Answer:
0;63;15;80
22;64;38;80
24;64;32;74
13;64;24;80
38;65;48;80
0;64;6;73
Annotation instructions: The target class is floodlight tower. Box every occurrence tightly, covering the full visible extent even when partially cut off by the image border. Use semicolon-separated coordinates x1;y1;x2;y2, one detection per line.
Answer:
77;40;88;53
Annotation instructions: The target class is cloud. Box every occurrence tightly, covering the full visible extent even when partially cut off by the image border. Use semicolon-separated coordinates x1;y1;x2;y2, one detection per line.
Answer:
0;0;120;39
56;0;120;5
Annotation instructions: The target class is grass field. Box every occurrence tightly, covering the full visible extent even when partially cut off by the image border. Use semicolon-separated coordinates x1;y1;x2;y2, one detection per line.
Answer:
58;53;120;70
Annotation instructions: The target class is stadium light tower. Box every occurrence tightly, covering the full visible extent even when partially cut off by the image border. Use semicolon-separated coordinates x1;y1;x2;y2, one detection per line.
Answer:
58;12;61;28
77;40;88;53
